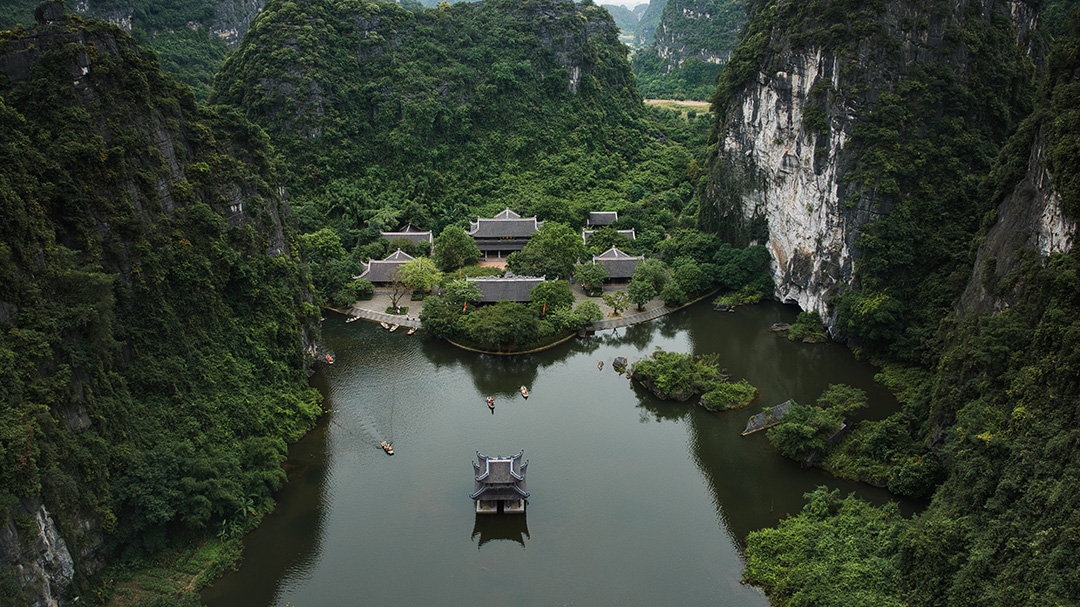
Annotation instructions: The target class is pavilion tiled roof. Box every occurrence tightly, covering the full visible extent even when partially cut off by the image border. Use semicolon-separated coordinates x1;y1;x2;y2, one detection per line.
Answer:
593;246;642;279
356;248;414;283
582;228;636;244
467;275;545;302
381;224;433;245
587;211;618;226
468;208;543;239
471;450;529;500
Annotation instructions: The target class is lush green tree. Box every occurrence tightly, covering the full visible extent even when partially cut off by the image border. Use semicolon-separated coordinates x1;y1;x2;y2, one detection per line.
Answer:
398;256;441;294
571;300;604;328
418;295;461;339
574;261;609;294
659;281;688;307
387;237;418;256
529;280;576;315
585;226;636;256
601;290;632;316
506;222;586;280
442;278;483;309
631;257;670;293
462;301;539;350
433;225;481;271
627;276;657;310
672;258;709;296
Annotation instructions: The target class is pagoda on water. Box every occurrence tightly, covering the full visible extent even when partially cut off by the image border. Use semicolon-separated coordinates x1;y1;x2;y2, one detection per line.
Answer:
471;450;529;514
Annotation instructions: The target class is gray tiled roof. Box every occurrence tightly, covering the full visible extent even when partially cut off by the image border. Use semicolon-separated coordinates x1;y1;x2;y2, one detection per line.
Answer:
468;208;543;238
582;229;636;244
472;450;529;500
587;211;618;226
593;247;642;279
356;248;415;283
467;275;545;302
381;224;433;245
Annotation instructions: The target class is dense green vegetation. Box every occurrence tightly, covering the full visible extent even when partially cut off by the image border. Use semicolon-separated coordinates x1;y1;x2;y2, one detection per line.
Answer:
630;350;758;409
631;0;745;100
0;13;318;603
735;5;1080;606
419;278;602;351
0;0;233;99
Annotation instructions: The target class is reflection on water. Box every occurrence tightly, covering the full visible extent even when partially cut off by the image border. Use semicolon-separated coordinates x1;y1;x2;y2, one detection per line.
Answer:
471;514;530;549
204;300;914;607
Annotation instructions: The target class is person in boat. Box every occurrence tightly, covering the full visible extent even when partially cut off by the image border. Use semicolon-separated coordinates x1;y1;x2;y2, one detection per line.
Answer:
486;396;495;408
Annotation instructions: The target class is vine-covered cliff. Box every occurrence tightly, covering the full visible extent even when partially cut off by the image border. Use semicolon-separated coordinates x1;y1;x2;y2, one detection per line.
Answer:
702;0;1037;362
0;6;319;604
631;0;745;99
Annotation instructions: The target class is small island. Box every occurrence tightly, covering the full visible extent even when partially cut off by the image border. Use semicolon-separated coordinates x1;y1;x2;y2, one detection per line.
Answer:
630;350;759;412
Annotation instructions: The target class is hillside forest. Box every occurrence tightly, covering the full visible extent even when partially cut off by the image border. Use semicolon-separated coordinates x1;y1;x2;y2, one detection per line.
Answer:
0;0;1078;605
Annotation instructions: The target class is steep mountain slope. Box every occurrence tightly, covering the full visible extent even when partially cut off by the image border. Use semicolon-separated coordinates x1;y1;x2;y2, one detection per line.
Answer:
631;0;745;99
213;0;657;225
0;6;319;603
0;0;267;98
702;0;1036;362
734;5;1080;606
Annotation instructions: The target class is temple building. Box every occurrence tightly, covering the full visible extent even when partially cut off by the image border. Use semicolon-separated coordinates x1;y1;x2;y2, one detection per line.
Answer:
380;224;433;247
582;228;637;245
586;211;618;226
471;450;529;514
467;208;542;259
355;248;414;284
467;275;546;302
593;246;643;282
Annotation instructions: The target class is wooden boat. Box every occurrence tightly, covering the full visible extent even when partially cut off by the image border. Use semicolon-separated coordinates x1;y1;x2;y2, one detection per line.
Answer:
346;316;358;323
407;327;416;335
520;385;529;399
486;396;495;409
389;324;399;332
381;441;394;456
380;321;390;330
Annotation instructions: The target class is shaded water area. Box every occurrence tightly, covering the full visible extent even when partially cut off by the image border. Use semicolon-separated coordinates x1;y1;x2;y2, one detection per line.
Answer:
202;301;915;607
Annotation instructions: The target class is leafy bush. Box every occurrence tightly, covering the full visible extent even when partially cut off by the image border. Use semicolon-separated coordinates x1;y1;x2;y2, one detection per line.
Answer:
699;379;759;411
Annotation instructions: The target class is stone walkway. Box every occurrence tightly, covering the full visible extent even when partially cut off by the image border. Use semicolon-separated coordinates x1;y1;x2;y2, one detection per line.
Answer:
344;282;678;332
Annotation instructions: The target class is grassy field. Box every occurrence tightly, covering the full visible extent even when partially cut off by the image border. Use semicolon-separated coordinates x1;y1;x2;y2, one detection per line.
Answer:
644;98;712;117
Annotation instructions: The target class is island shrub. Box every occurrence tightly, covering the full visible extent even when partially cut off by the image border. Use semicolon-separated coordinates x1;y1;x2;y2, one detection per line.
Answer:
699;379;759;411
787;311;828;342
767;384;867;462
714;285;764;308
632;351;761;411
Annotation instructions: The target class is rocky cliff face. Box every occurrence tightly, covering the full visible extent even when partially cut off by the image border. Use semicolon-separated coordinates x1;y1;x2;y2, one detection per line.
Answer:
71;0;266;47
703;0;1039;328
0;502;77;607
0;7;314;605
959;126;1075;314
651;0;744;72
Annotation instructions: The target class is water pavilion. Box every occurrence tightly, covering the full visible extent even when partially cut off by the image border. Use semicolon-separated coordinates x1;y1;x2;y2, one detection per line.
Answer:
471;450;529;514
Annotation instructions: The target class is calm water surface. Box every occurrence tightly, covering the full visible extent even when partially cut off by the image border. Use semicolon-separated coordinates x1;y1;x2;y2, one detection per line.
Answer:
202;301;910;607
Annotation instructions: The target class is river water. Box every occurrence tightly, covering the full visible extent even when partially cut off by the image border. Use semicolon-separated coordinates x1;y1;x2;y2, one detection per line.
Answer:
202;300;910;607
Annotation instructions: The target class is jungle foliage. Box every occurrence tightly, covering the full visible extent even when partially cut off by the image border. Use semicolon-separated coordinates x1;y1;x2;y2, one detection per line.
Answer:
0;0;231;99
741;7;1080;607
630;350;758;409
419;279;601;351
630;0;745;100
0;13;318;600
211;0;713;244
